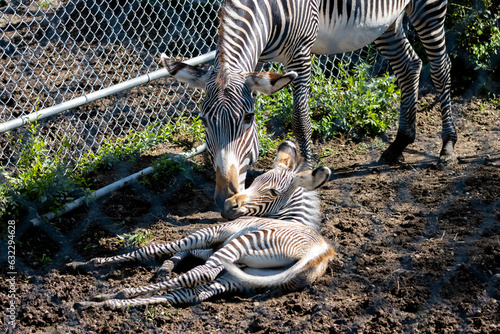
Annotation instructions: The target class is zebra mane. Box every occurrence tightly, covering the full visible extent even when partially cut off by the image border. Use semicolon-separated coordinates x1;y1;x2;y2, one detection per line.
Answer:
215;65;231;90
261;155;322;230
262;142;323;230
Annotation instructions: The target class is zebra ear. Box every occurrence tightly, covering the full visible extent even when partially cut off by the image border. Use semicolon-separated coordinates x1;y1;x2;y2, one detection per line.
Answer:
293;167;331;191
160;53;211;89
245;71;297;96
274;141;299;170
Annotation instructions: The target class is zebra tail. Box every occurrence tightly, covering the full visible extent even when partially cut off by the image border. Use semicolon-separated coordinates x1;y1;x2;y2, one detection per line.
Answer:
220;259;308;289
219;245;334;289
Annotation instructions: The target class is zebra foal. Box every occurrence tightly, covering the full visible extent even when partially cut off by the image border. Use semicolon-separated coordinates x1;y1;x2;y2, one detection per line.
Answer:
70;141;335;309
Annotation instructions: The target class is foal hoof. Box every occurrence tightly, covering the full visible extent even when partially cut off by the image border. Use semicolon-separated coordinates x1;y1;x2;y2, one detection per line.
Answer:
93;293;117;302
75;300;117;310
74;301;100;310
156;260;175;280
66;261;93;270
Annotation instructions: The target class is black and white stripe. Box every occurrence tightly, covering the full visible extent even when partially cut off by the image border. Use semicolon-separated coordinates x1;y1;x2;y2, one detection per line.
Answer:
71;141;334;309
216;0;455;161
164;0;457;212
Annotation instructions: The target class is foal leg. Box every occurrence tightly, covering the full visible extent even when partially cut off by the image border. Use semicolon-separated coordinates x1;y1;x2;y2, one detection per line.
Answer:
92;260;225;301
67;224;232;269
75;276;244;309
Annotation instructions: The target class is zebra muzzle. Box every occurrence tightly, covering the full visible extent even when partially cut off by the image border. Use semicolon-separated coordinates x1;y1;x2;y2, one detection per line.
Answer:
222;193;248;219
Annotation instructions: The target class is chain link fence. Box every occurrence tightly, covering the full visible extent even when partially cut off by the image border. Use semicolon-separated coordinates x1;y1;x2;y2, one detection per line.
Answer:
1;1;499;333
0;0;386;174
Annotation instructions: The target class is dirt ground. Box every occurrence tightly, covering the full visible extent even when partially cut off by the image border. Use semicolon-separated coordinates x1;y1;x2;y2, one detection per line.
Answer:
1;93;499;333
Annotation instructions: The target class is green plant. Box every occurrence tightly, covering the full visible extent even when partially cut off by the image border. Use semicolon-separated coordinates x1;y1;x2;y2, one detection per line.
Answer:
369;137;386;151
256;58;400;141
141;154;194;185
77;115;204;173
254;110;285;156
83;231;108;250
0;121;84;219
1;110;205;222
336;62;400;136
173;114;205;147
446;0;500;94
144;305;179;322
38;0;52;9
0;181;19;219
448;1;500;68
117;230;152;247
315;147;338;164
36;253;52;265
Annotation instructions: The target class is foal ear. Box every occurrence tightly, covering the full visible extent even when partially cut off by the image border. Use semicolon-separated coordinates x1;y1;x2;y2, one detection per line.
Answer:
245;71;297;96
160;53;211;90
274;141;300;170
292;167;331;191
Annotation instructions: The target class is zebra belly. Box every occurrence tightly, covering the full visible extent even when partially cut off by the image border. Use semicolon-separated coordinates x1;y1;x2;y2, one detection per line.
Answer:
239;255;295;269
242;267;287;276
312;7;402;54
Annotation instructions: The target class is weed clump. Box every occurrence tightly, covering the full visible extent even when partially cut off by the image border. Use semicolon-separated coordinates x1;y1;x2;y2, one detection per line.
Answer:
256;59;400;143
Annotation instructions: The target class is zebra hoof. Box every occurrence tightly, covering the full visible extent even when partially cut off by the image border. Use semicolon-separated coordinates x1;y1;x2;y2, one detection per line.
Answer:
438;141;457;166
438;153;456;167
379;149;404;165
66;261;93;270
74;301;100;310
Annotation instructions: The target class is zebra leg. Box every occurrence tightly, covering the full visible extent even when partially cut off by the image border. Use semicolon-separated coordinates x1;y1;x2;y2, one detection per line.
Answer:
93;261;225;301
375;15;422;164
157;249;214;279
407;0;457;163
161;276;245;306
288;56;314;167
76;276;244;310
67;225;227;269
156;251;190;279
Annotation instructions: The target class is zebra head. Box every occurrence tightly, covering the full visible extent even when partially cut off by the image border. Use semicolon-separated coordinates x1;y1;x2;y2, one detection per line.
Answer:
223;141;331;227
161;54;297;211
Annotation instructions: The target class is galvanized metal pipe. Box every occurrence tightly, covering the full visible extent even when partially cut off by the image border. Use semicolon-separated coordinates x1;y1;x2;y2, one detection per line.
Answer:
0;51;216;134
30;142;207;226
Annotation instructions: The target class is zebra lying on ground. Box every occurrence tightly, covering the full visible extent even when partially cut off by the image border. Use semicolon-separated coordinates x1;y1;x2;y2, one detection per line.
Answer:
70;141;335;309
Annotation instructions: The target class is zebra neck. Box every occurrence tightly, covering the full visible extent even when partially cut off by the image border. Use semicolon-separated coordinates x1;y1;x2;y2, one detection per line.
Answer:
216;1;271;73
268;190;322;231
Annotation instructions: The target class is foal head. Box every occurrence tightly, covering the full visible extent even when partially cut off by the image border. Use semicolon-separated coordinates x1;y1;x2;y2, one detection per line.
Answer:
223;141;331;228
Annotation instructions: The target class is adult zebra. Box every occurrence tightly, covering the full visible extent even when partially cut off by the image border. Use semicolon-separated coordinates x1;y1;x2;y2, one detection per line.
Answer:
162;0;457;214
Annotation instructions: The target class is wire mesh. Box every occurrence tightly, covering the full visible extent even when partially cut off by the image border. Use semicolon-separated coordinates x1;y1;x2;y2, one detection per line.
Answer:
0;1;499;333
0;0;385;174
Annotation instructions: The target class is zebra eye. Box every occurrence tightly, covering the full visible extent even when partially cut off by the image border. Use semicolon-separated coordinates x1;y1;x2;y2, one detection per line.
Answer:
243;113;254;124
269;188;279;196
